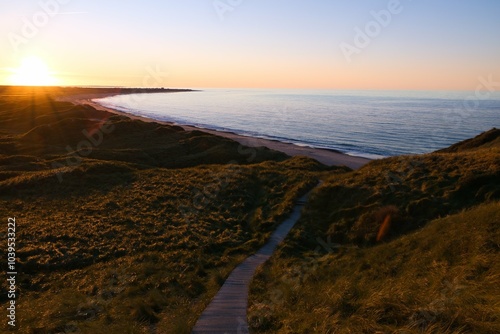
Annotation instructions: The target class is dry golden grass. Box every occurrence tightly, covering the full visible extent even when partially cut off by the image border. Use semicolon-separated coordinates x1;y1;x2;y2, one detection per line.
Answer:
2;87;498;333
0;86;330;333
249;201;500;333
248;130;500;333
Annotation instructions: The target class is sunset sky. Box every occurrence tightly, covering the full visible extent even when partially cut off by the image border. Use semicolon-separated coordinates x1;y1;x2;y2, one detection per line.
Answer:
1;0;499;90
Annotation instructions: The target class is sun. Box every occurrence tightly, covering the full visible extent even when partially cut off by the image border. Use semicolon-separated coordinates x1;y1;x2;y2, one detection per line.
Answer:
9;56;58;86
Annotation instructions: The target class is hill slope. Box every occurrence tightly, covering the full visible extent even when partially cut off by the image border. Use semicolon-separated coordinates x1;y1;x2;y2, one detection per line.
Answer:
437;127;500;153
0;86;330;333
249;129;500;333
250;201;500;333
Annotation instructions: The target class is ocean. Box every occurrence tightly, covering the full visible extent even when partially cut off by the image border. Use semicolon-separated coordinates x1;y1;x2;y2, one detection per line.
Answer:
95;89;500;159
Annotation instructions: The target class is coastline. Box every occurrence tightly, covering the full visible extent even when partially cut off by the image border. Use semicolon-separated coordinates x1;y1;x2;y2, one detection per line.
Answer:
58;92;372;170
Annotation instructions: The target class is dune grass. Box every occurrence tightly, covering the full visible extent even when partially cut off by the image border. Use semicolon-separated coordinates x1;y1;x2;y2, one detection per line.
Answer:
249;201;500;333
2;86;498;333
285;143;500;251
248;131;500;333
0;86;331;333
0;160;321;333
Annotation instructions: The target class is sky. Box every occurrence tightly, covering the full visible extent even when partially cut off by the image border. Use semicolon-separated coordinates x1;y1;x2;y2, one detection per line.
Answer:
0;0;499;90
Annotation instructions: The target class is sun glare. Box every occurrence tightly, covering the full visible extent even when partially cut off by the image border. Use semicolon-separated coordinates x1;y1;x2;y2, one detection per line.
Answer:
9;56;58;86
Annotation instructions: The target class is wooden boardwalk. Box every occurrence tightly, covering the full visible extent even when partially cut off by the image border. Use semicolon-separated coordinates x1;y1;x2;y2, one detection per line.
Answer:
192;188;317;333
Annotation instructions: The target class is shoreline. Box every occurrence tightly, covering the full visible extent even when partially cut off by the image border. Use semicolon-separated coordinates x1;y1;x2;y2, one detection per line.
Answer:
58;92;372;170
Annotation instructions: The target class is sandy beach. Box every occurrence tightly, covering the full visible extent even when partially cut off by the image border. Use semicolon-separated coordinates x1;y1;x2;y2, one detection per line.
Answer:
59;92;371;169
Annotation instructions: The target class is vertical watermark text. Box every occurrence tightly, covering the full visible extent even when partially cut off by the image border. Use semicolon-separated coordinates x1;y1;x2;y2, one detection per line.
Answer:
6;217;17;327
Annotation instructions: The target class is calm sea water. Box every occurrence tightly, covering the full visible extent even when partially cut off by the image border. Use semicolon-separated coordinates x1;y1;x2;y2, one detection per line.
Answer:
95;89;500;159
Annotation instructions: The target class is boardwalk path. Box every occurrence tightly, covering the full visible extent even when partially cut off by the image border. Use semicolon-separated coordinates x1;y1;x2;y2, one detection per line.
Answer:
191;185;318;333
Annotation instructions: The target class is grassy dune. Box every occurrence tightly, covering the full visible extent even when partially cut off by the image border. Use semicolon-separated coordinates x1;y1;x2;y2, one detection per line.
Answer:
1;86;498;333
0;86;329;333
249;202;500;333
249;130;500;333
4;160;320;333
